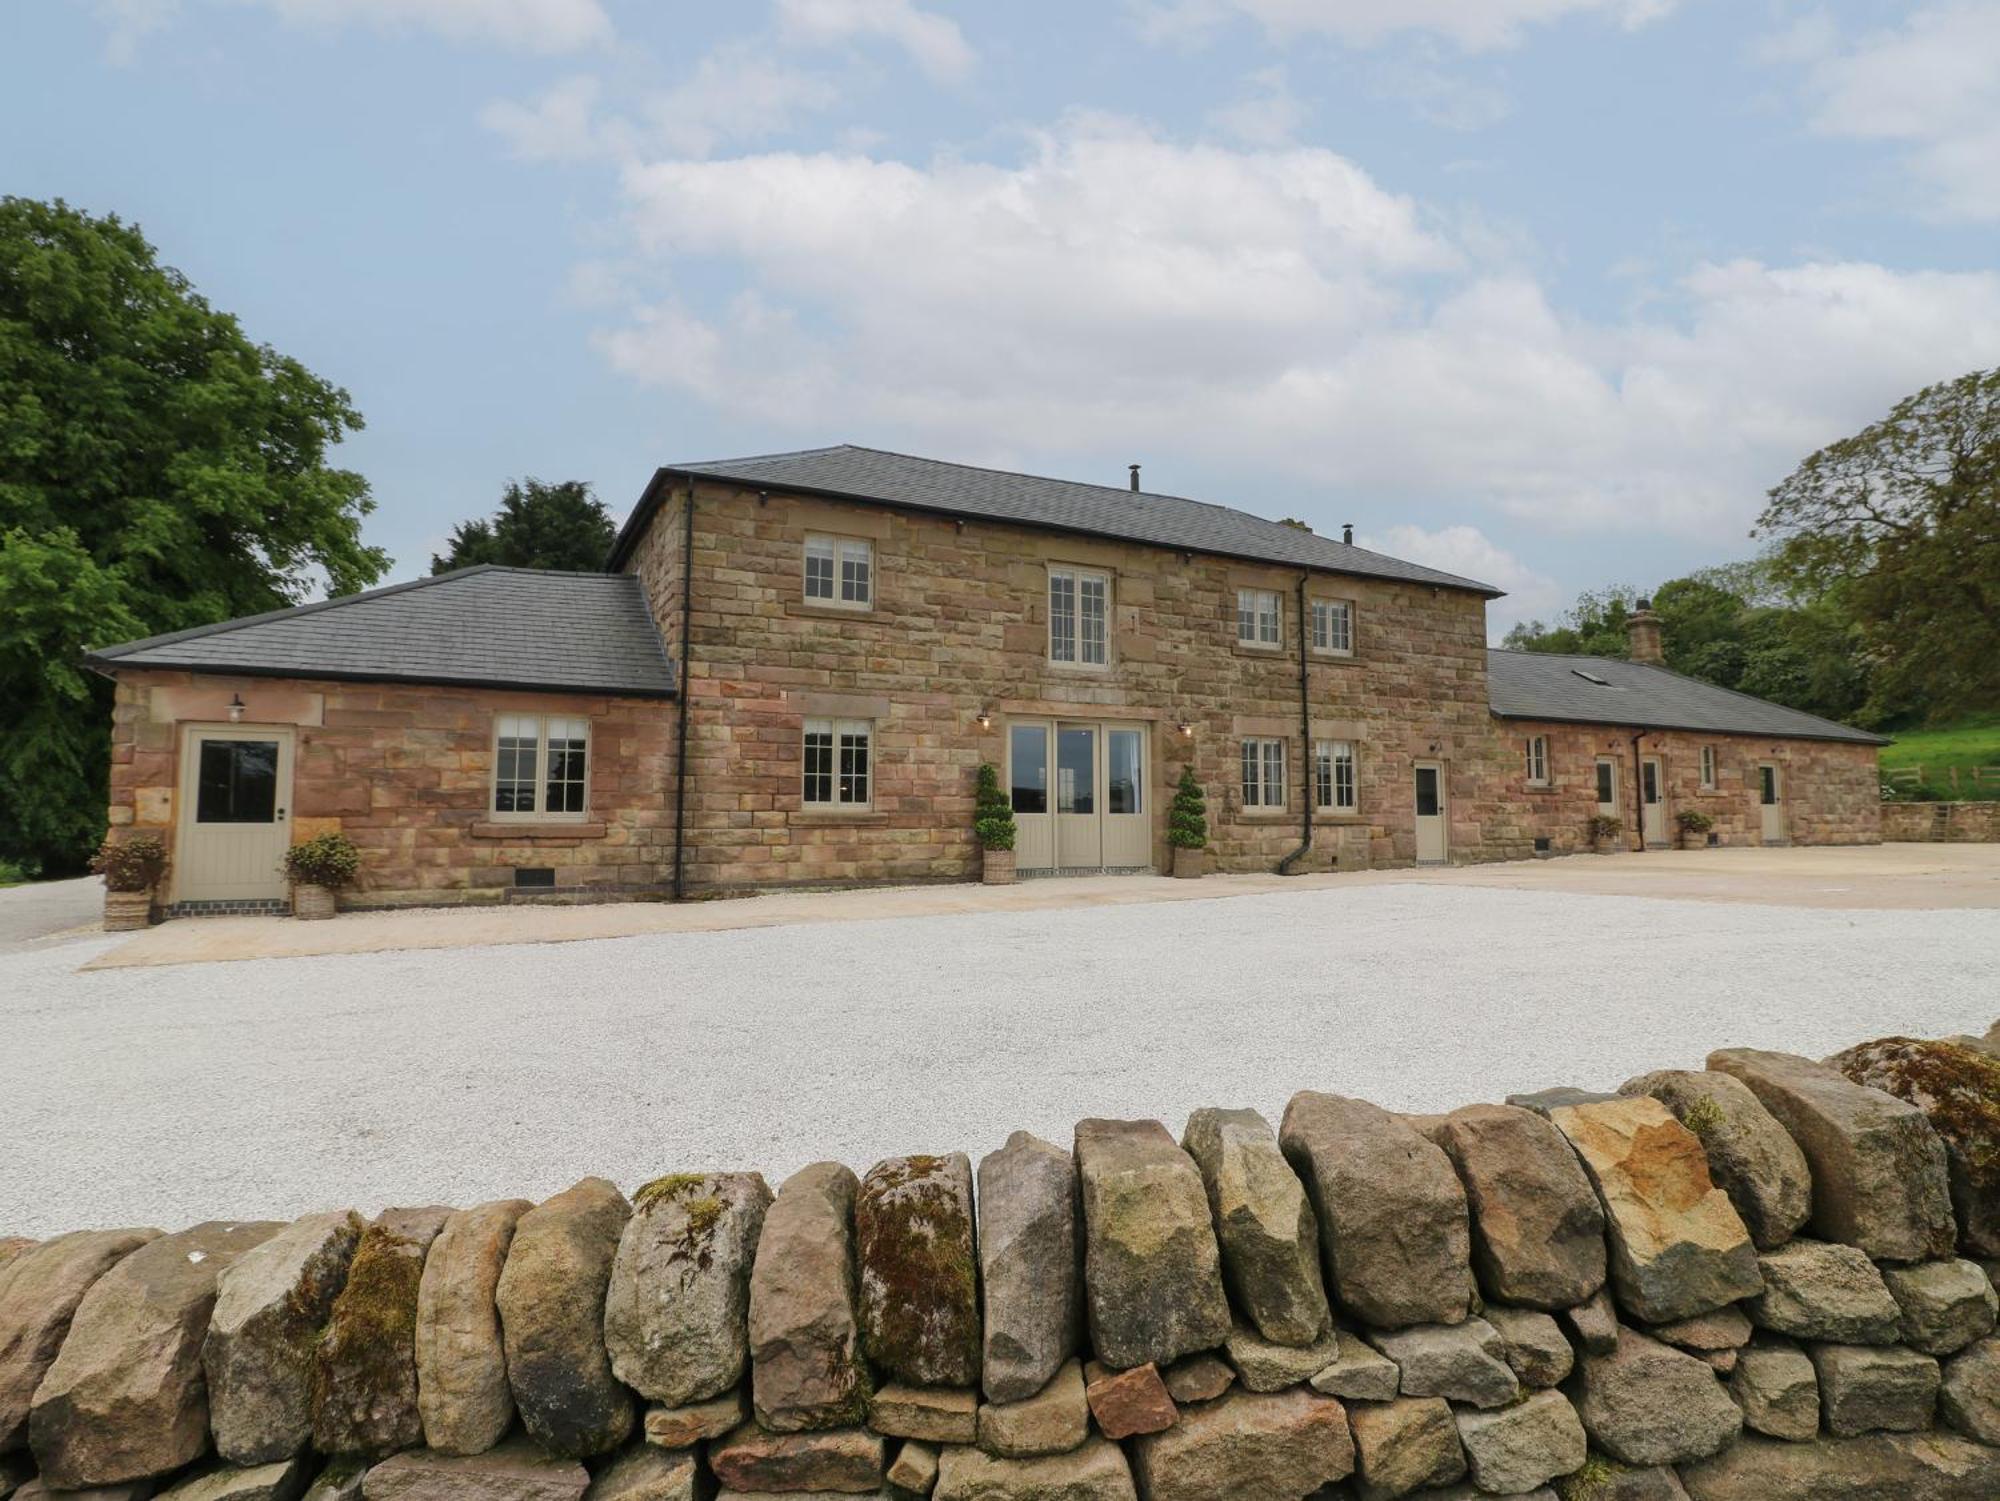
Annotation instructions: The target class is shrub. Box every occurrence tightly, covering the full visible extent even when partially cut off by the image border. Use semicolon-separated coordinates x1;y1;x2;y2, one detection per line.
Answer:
1587;813;1623;841
973;763;1016;852
283;832;362;889
1169;766;1209;850
1676;809;1714;833
91;834;168;892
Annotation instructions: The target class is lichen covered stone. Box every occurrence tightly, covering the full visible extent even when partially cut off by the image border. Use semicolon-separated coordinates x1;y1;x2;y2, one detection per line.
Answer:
856;1154;980;1388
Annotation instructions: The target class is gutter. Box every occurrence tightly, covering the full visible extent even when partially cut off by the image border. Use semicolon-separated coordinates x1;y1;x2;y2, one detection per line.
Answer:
1278;572;1314;876
672;481;695;901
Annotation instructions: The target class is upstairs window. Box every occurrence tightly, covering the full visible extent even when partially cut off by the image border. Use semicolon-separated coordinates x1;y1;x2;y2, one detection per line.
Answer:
1049;567;1110;667
1311;599;1354;656
804;535;873;609
1526;735;1549;786
1700;745;1717;790
1314;739;1357;813
1241;737;1287;809
803;718;872;808
493;715;589;819
1238;588;1281;649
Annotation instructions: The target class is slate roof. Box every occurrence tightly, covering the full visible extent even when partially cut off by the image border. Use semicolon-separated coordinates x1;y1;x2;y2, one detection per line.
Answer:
86;567;677;698
1487;649;1887;744
612;444;1501;595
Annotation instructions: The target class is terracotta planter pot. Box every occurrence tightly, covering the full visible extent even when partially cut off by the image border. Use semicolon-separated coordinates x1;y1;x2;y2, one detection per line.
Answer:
1590;837;1619;856
982;848;1016;886
293;882;338;920
1680;830;1711;850
103;888;153;932
1171;847;1207;879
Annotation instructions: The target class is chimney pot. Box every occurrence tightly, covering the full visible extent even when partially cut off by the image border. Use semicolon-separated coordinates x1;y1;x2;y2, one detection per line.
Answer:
1627;599;1665;664
1129;463;1141;492
1341;523;1354;545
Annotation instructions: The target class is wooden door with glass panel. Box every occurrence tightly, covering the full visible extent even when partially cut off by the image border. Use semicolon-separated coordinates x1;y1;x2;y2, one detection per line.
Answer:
175;726;293;903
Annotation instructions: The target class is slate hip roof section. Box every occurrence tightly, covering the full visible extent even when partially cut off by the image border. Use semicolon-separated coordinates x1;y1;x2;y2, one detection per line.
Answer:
611;444;1501;595
85;566;678;699
1487;649;1887;745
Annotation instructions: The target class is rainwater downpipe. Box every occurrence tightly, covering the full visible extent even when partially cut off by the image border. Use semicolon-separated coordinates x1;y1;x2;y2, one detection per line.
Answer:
671;481;695;901
1279;572;1314;875
1630;728;1646;853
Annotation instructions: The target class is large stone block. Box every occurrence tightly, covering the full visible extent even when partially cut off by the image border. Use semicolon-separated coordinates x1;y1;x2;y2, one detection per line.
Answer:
1073;1120;1230;1370
1621;1069;1813;1251
604;1172;770;1406
977;1132;1081;1405
312;1207;452;1461
869;1384;977;1444
1679;1432;2000;1501
1453;1389;1587;1497
206;1210;364;1465
856;1155;979;1388
156;1456;312;1501
1220;1321;1339;1393
1432;1103;1606;1310
579;1444;702;1501
1829;1037;2000;1258
1181;1108;1329;1347
1571;1327;1742;1467
1278;1092;1473;1329
359;1438;589;1500
708;1422;883;1493
642;1389;744;1449
1482;1305;1573;1389
1363;1319;1518;1409
1307;1336;1399;1402
1882;1259;1999;1356
30;1221;281;1488
748;1162;870;1432
497;1179;634;1460
1549;1097;1761;1324
1346;1395;1463;1501
1708;1048;1956;1263
1129;1388;1353;1501
0;1229;158;1451
1746;1238;1902;1344
413;1199;530;1457
933;1434;1137;1501
1728;1339;1819;1441
977;1359;1088;1458
1939;1335;2000;1445
1810;1343;1940;1436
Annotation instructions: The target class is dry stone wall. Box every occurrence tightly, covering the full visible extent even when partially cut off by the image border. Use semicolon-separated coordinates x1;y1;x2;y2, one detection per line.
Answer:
2;1025;1999;1501
1883;803;2000;843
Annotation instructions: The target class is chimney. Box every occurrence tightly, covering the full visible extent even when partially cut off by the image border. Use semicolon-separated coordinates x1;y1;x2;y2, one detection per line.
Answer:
1129;464;1141;492
1627;598;1664;664
1341;523;1354;545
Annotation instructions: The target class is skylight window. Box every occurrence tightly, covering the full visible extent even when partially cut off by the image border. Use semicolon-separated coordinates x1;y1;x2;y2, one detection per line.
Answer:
1571;668;1613;686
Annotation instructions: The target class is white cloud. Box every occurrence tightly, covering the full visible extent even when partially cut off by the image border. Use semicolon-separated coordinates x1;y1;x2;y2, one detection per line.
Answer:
641;45;842;159
479;74;611;162
91;0;180;65
1207;67;1307;146
1133;0;1674;52
585;116;2000;549
774;0;974;80
1363;524;1564;629
1779;3;2000;222
88;0;612;55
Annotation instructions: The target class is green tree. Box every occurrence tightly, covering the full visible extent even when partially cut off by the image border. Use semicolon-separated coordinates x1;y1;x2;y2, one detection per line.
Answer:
0;198;385;875
1758;367;2000;722
431;478;617;574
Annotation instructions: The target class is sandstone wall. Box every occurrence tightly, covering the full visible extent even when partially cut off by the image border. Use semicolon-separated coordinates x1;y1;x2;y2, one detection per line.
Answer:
3;1025;1997;1501
1884;802;2000;843
106;670;678;911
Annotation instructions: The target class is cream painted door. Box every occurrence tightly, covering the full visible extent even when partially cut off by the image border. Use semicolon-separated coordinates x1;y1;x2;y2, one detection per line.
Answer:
1009;722;1055;872
175;726;293;904
1641;756;1667;846
1414;761;1447;864
1103;725;1151;870
1758;763;1786;843
1055;724;1102;871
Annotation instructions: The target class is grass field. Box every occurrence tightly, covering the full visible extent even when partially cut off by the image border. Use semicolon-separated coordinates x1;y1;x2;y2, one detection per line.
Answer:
1880;714;2000;800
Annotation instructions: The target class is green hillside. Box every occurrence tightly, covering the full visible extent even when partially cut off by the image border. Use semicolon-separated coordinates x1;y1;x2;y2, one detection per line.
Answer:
1880;715;2000;801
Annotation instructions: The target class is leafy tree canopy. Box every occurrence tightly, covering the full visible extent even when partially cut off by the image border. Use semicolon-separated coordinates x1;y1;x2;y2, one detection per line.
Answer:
431;478;617;574
0;197;386;874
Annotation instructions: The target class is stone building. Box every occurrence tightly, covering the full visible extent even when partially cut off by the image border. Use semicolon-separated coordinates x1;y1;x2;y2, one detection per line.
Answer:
87;446;1885;913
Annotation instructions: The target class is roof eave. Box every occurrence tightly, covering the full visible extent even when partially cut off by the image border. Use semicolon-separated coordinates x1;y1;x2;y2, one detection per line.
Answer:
82;656;678;701
1489;707;1888;746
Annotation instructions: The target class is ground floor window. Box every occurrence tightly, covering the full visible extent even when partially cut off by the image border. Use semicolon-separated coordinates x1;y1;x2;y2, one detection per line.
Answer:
493;715;589;818
804;718;872;807
1700;744;1717;789
1313;740;1356;812
1242;738;1287;809
1525;734;1548;786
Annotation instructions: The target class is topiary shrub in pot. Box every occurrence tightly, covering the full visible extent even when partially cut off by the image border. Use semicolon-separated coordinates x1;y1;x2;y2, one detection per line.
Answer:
92;834;168;931
1169;765;1209;878
282;831;361;920
1587;813;1624;854
1676;808;1715;849
974;762;1017;885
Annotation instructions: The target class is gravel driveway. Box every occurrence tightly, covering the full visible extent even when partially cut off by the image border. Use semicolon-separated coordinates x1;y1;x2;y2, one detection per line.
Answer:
4;882;1996;1237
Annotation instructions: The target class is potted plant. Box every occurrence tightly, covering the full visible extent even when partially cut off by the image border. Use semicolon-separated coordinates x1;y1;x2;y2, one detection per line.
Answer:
1676;809;1714;849
282;831;361;920
974;763;1017;885
1587;813;1624;854
1169;765;1209;878
92;834;168;931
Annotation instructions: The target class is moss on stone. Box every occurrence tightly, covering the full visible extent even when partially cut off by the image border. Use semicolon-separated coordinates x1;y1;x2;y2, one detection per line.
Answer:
1556;1455;1625;1501
310;1222;425;1457
1832;1038;2000;1191
1680;1094;1726;1142
855;1156;979;1385
634;1172;709;1211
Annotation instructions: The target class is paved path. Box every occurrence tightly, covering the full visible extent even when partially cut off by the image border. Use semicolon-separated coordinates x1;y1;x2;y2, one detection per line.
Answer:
4;870;1995;1238
0;876;101;953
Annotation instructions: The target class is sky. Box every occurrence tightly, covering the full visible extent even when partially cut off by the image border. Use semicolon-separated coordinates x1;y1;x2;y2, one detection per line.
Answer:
6;0;1999;636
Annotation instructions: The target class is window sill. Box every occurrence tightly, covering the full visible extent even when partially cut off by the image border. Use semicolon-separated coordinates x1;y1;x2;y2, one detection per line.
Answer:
472;821;606;840
1312;812;1365;825
1045;660;1113;675
1309;650;1360;664
1236;807;1293;821
792;809;886;827
1233;641;1286;659
794;600;876;620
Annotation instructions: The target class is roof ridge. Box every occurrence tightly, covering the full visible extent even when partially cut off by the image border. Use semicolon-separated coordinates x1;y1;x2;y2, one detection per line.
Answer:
1618;656;1882;738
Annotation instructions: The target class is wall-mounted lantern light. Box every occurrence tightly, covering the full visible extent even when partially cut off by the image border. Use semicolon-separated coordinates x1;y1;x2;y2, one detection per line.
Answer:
228;693;245;723
976;707;993;730
1177;720;1194;738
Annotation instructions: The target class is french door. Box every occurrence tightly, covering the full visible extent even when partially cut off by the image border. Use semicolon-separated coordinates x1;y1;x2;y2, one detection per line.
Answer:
1008;720;1150;874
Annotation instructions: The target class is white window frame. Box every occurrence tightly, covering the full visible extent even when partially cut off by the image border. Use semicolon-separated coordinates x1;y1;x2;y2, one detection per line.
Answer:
491;714;590;821
1241;737;1287;810
1526;735;1549;787
1048;566;1110;668
1700;745;1717;790
1237;588;1282;649
1311;598;1354;657
803;534;873;610
802;718;873;809
1314;739;1357;813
